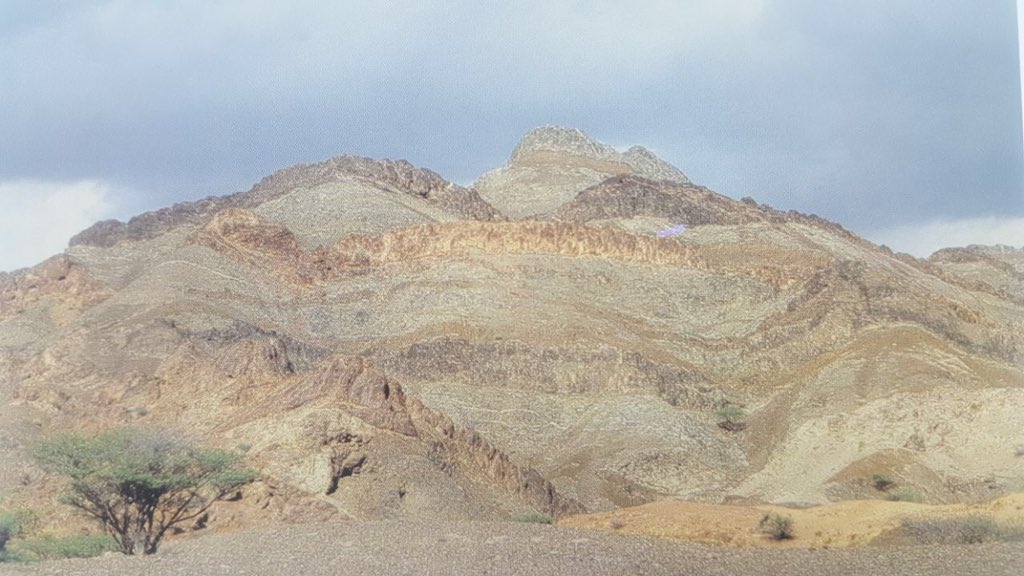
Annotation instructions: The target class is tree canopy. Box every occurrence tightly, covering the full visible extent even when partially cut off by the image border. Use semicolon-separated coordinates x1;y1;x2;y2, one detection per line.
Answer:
32;428;256;555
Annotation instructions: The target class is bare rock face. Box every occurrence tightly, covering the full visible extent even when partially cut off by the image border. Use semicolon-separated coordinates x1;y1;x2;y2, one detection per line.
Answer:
475;125;690;218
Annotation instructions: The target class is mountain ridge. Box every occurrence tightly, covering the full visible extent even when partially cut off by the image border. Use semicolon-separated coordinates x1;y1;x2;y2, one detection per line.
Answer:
1;126;1021;542
69;156;503;250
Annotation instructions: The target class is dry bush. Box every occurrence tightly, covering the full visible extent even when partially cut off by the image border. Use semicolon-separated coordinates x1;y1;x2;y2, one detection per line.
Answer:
758;513;794;540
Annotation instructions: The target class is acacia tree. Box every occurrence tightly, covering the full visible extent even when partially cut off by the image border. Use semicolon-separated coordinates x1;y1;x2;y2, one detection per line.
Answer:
32;428;257;555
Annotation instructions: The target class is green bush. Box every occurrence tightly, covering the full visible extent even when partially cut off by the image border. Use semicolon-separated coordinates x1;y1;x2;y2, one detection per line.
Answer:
899;515;1024;545
871;473;895;491
715;405;746;431
9;534;118;561
510;513;554;524
0;514;17;553
0;508;36;554
758;513;794;540
0;547;31;564
32;428;257;555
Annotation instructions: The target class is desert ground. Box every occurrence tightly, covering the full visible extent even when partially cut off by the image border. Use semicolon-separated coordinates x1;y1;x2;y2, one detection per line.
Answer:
3;519;1022;576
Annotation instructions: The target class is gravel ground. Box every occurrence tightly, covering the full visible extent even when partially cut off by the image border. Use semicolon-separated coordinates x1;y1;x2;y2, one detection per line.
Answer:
3;520;1022;576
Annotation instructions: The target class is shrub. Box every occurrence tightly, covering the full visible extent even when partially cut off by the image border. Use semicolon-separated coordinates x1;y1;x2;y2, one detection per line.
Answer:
871;473;895;491
10;534;118;561
510;513;554;524
0;516;16;556
0;508;36;555
758;513;794;540
715;406;747;432
899;515;1024;545
32;428;257;555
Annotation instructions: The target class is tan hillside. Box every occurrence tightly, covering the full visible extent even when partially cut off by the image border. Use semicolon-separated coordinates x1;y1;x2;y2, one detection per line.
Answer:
558;493;1024;548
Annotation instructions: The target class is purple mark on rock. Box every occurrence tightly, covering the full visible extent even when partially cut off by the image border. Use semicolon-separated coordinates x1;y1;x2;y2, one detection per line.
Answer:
656;224;687;238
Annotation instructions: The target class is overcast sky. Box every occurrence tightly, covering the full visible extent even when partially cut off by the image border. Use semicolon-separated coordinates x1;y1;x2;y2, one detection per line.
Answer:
1;1;1022;270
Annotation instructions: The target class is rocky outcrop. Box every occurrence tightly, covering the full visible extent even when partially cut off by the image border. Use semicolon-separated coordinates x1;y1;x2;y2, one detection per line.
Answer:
314;220;818;288
287;356;420;437
475;125;689;218
555;175;765;226
188;207;823;290
190;208;316;284
265;355;584;516
930;244;1024;265
199;209;305;259
509;125;689;184
69;194;247;248
760;258;1021;364
316;220;707;273
70;156;501;249
188;206;825;289
374;337;724;410
188;322;329;374
405;394;587;516
249;156;503;222
928;245;1024;302
0;254;111;320
555;176;886;256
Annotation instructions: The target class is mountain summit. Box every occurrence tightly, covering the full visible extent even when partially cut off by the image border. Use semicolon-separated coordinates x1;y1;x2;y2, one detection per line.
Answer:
476;125;689;218
509;125;689;183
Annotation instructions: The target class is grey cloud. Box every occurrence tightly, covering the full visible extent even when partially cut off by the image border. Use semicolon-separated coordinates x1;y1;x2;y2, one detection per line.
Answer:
0;0;1019;241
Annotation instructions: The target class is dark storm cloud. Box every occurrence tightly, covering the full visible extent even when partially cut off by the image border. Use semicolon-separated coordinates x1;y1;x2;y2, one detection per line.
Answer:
0;1;1020;268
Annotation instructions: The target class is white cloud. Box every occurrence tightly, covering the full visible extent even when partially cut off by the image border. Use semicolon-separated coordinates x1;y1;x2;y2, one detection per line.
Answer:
0;180;119;272
865;216;1024;258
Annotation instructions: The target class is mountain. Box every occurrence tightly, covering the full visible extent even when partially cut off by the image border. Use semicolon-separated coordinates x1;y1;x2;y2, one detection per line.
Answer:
1;127;1021;536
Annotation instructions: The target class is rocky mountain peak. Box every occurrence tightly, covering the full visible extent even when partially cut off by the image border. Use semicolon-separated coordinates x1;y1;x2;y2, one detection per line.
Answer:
622;145;690;184
507;125;688;184
475;126;690;218
509;125;617;164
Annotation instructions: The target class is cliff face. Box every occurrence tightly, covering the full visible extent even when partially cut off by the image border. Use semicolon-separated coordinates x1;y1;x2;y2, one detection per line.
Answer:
1;127;1022;536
